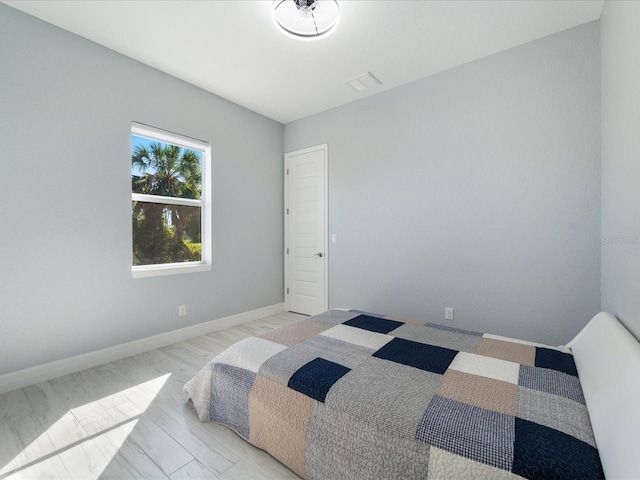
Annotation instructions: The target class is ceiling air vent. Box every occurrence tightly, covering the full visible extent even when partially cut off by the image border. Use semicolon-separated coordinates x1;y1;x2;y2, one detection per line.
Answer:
347;72;382;92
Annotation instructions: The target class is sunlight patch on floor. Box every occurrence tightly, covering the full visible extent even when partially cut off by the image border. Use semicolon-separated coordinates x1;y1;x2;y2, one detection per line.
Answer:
1;374;170;479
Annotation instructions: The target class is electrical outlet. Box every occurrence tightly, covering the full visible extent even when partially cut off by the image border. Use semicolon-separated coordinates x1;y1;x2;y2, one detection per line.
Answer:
179;304;187;317
445;307;454;321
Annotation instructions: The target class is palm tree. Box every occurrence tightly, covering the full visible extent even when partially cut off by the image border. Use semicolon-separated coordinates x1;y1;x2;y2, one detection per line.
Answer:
132;143;202;265
132;143;201;198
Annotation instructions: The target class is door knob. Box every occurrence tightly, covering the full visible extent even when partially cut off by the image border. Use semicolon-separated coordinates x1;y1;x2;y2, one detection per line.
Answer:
314;252;324;258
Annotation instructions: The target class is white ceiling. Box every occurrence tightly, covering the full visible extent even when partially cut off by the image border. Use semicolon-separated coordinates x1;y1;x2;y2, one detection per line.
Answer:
4;0;604;124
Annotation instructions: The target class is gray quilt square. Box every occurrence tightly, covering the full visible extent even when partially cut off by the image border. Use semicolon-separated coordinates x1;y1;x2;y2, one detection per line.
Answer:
425;322;484;336
258;335;374;386
325;356;441;439
417;395;515;471
391;323;483;352
308;309;361;326
516;386;596;447
350;309;386;318
305;402;430;480
209;363;256;439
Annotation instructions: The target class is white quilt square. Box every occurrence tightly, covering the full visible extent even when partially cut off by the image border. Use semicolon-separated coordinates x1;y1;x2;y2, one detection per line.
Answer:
448;352;520;385
212;337;287;373
483;333;544;348
320;324;394;351
482;333;571;354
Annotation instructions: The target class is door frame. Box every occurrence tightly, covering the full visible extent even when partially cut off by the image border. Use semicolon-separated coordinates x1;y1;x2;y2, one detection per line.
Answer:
284;143;329;314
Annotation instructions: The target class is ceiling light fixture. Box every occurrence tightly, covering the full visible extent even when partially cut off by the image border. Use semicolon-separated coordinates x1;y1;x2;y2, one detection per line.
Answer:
272;0;340;40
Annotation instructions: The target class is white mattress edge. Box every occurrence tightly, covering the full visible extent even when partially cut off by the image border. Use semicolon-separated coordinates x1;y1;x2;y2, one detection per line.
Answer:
568;312;640;480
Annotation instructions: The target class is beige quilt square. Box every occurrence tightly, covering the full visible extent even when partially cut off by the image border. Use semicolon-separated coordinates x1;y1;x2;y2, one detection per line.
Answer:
428;447;521;480
258;320;330;346
437;369;517;415
474;337;536;366
248;376;313;477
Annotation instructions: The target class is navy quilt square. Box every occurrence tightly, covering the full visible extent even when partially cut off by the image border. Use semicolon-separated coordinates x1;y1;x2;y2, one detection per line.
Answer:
343;314;404;334
373;337;457;374
518;365;585;404
288;357;350;403
512;418;604;480
535;347;578;377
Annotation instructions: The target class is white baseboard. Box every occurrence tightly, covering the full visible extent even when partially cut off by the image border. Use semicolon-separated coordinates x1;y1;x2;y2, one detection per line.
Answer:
0;303;284;395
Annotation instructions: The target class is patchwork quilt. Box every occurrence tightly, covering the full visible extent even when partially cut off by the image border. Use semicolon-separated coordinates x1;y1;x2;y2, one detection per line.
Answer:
184;310;604;479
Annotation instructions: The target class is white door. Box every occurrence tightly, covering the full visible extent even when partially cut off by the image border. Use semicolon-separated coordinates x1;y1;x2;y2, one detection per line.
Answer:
285;144;328;315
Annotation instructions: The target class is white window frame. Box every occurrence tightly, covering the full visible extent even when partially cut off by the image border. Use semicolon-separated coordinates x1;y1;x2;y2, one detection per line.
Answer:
131;122;212;278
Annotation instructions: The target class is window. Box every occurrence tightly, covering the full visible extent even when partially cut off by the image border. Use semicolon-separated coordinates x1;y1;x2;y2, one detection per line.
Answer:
131;122;211;278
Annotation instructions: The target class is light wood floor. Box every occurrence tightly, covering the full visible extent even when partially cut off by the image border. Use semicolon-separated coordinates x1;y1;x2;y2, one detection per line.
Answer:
0;311;306;480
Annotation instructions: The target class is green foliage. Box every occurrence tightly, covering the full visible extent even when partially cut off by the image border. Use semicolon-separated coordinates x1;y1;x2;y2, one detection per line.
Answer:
183;240;202;258
132;141;203;265
132;202;171;265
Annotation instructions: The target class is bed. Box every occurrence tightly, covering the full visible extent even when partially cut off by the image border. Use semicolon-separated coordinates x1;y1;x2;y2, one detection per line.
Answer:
184;309;640;479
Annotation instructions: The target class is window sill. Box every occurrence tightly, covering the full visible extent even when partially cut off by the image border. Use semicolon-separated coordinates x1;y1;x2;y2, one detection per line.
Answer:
132;262;211;278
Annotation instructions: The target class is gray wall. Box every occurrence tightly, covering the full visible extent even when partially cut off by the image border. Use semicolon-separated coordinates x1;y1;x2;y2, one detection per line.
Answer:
285;22;601;345
0;3;609;377
600;1;640;340
0;5;284;376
